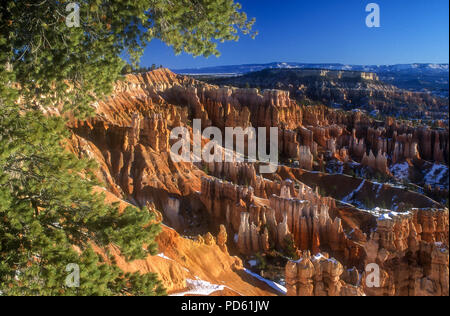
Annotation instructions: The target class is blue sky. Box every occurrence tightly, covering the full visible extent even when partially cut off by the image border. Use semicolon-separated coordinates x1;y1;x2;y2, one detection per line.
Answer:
140;0;449;69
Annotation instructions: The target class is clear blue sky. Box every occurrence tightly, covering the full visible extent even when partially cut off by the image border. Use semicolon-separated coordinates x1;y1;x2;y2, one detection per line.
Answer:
140;0;449;69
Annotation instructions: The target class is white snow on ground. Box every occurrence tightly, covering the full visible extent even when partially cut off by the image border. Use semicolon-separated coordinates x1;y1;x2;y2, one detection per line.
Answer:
312;253;325;261
376;183;383;197
342;180;366;203
364;207;411;221
389;184;406;189
158;253;190;272
371;181;383;198
310;253;340;265
390;162;409;180
170;279;225;296
378;213;392;220
424;164;449;186
435;242;449;254
244;269;287;295
157;253;174;261
327;257;338;264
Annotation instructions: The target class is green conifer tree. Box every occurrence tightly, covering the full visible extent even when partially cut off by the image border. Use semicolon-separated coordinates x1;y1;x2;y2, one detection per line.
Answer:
0;0;255;296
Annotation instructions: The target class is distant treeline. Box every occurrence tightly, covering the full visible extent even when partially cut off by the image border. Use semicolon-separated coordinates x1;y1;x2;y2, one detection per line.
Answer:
121;64;164;75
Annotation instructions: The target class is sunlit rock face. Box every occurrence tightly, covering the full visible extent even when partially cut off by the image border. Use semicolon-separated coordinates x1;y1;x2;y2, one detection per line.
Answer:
285;251;365;297
362;208;449;296
206;68;449;123
67;69;448;296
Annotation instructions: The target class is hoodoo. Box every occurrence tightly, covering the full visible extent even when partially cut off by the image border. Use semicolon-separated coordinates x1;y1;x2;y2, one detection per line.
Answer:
67;68;448;296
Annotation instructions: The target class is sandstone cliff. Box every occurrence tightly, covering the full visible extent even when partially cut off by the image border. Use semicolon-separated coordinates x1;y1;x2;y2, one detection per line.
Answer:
65;68;448;296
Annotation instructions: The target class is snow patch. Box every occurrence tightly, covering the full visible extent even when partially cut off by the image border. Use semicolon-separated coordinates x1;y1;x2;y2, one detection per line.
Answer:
435;242;448;253
365;207;411;221
157;253;173;261
390;162;409;180
424;164;448;187
378;213;392;220
170;279;225;296
312;253;326;261
342;180;366;203
244;269;287;295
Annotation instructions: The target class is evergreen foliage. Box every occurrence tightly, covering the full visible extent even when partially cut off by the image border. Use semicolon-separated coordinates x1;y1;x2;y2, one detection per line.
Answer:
0;0;254;296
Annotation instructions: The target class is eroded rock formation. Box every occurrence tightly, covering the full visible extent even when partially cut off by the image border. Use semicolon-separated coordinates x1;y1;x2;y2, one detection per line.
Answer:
66;68;448;296
363;208;449;296
285;251;364;296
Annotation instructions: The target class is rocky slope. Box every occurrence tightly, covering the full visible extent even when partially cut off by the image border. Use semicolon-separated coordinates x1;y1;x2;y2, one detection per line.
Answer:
67;68;448;296
95;187;278;296
205;68;449;121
